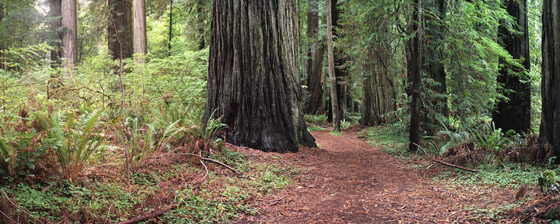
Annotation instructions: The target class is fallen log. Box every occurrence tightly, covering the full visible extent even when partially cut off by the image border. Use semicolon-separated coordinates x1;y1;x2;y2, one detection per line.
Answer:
431;159;479;173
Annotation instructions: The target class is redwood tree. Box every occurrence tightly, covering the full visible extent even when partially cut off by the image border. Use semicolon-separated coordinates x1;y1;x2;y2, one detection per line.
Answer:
492;0;531;134
108;0;133;60
541;0;560;158
407;0;422;151
305;0;324;114
133;0;147;63
62;0;77;69
203;0;316;153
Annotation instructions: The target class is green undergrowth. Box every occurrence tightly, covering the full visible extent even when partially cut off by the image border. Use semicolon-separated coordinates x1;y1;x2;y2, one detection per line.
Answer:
0;148;296;223
364;126;408;155
434;163;541;188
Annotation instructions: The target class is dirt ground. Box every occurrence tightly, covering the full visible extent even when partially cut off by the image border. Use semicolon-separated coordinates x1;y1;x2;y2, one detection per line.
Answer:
233;130;529;223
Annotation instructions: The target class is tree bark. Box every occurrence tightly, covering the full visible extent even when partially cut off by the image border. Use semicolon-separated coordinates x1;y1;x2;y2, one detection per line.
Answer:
47;0;62;68
203;0;316;153
62;0;78;71
305;0;324;115
197;2;205;50
133;0;147;63
327;0;341;131
108;0;133;60
331;0;348;120
422;0;448;135
492;0;531;134
540;0;560;159
407;0;423;151
361;47;397;126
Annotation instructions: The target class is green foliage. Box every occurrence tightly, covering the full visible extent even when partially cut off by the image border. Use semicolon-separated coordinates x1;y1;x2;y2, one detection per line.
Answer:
538;170;559;195
436;163;540;188
37;108;106;179
305;114;328;125
365;126;409;155
469;122;514;155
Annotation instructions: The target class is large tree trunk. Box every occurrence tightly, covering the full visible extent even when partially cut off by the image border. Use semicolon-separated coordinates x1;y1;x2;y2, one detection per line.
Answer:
361;47;397;126
492;0;531;133
422;0;448;135
62;0;77;70
407;0;423;151
327;0;341;131
133;0;147;63
331;0;348;120
541;0;560;158
47;0;62;68
203;0;316;153
108;0;133;60
305;0;324;115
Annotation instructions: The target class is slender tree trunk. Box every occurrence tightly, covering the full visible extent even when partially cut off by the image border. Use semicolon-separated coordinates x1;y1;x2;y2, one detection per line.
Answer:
108;0;133;60
62;0;78;72
540;0;560;159
203;0;316;153
305;0;324;114
492;0;531;133
168;0;173;56
423;0;448;135
133;0;147;63
327;0;341;131
407;0;423;151
47;0;62;68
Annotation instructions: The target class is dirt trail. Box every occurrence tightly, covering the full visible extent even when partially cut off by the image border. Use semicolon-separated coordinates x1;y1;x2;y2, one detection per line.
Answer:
235;130;518;223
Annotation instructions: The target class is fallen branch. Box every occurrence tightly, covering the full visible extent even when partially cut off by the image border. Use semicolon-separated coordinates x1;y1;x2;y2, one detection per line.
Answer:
1;190;44;224
431;159;479;173
173;153;242;175
117;205;176;224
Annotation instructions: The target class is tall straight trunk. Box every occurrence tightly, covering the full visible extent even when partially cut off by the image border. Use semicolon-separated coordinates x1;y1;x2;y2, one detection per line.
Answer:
540;0;560;159
203;0;316;153
47;0;62;68
362;47;397;126
331;0;348;120
62;0;78;71
168;0;173;56
133;0;147;63
327;0;341;131
305;0;324;114
108;0;133;60
423;0;448;135
493;0;531;133
407;0;423;151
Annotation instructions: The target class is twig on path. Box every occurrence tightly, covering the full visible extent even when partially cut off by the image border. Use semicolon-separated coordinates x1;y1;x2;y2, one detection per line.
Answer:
1;190;44;224
268;196;286;206
165;153;241;175
117;205;176;224
0;209;19;224
431;159;479;172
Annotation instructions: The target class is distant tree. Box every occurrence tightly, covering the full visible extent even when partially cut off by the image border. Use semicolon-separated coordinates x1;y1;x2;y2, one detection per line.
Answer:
540;0;560;158
47;0;62;68
305;0;325;115
492;0;531;134
327;0;341;132
407;0;422;151
133;0;147;63
61;0;77;70
168;0;172;56
203;0;316;153
108;0;133;60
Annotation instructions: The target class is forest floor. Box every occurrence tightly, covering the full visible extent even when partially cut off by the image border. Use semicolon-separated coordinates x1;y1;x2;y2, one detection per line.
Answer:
233;129;537;223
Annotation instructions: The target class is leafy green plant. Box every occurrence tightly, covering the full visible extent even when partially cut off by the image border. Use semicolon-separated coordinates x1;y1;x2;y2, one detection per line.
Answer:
305;114;328;125
37;109;106;179
469;122;513;154
538;170;559;195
